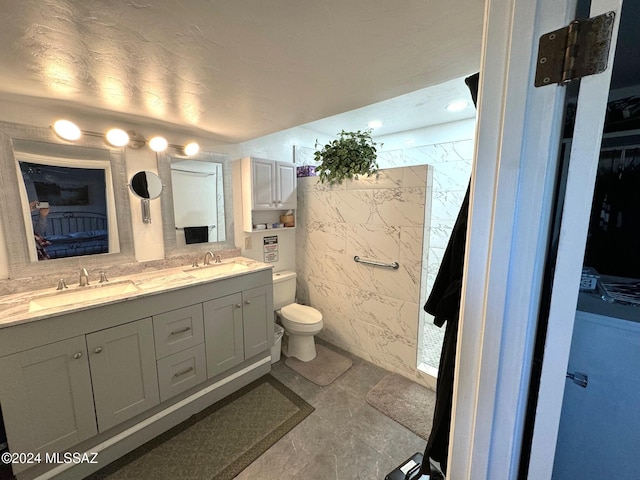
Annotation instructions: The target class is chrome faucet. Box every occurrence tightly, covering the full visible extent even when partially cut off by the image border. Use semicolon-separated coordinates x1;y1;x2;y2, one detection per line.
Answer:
203;251;214;265
79;268;90;287
56;278;68;290
215;254;222;264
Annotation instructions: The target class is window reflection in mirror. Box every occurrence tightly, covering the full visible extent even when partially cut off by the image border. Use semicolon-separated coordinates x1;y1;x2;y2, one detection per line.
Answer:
170;160;225;245
15;152;119;262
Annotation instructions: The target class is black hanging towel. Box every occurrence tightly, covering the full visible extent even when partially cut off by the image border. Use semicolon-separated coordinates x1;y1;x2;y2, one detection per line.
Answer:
418;71;479;478
183;226;209;244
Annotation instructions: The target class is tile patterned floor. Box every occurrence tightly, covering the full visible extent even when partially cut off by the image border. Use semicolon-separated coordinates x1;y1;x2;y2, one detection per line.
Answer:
235;341;429;480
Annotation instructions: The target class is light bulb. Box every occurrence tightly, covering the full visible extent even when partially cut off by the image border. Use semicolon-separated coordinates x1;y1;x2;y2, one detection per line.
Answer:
445;100;469;112
105;128;130;147
148;136;168;152
184;142;200;156
53;119;81;141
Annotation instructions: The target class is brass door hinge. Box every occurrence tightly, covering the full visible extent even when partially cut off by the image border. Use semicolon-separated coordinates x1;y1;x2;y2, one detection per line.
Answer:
535;11;615;87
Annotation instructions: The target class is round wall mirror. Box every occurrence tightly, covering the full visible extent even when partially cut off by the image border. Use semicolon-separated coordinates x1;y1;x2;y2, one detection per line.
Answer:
130;171;163;199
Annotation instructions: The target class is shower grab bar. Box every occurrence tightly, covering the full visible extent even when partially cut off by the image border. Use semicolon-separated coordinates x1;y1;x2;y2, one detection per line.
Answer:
353;256;399;270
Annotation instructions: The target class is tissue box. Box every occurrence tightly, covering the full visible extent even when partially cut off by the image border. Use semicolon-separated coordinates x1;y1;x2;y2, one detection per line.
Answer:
280;214;295;227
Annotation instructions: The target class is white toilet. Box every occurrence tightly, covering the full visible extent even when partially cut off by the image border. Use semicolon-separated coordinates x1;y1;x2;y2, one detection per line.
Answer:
272;271;323;362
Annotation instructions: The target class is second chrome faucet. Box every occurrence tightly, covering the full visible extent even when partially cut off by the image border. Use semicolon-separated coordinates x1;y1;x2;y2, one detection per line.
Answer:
203;252;222;265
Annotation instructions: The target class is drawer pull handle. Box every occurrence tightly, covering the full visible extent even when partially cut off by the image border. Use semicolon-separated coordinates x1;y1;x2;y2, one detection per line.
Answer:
235;303;242;308
170;326;192;335
73;352;83;359
245;300;251;305
94;347;103;354
174;366;194;377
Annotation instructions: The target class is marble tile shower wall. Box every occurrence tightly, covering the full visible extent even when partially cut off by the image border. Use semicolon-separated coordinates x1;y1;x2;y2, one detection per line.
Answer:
377;141;473;308
295;139;473;376
295;166;431;384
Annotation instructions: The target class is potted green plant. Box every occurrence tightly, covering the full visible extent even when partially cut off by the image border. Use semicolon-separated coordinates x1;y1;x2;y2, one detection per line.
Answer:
313;129;382;184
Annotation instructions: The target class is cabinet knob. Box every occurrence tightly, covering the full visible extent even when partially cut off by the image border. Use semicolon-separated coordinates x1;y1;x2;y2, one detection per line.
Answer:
245;300;251;305
73;352;83;360
94;347;103;354
235;303;242;308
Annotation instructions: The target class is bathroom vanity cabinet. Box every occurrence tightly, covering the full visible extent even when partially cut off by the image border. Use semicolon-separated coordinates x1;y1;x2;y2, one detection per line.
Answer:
0;317;159;459
204;284;271;378
235;156;297;232
0;267;273;478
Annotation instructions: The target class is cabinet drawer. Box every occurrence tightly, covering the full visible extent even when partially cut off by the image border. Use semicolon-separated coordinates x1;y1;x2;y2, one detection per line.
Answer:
157;343;207;402
153;304;204;359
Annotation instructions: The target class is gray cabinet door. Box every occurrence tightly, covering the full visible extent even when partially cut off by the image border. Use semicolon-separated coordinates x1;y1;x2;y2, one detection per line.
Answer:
204;292;244;378
0;336;96;469
242;284;273;359
87;318;159;432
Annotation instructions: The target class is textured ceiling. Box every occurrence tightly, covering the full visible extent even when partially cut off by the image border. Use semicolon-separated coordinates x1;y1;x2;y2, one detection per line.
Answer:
0;0;484;143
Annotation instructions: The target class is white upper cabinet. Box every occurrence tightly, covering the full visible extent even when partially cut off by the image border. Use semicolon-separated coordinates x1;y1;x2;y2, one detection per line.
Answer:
247;157;296;210
236;157;297;232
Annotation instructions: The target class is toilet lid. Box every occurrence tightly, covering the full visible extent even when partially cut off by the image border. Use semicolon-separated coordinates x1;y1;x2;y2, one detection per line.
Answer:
280;303;323;324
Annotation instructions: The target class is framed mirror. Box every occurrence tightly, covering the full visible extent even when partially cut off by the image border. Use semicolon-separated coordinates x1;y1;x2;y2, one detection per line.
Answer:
0;121;135;279
158;151;235;255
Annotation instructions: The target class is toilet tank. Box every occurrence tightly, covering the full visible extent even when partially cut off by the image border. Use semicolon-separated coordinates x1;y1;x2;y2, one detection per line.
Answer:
272;271;297;310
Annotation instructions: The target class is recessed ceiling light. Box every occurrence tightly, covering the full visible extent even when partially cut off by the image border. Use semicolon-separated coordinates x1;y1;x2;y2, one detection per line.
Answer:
446;100;469;113
368;120;383;129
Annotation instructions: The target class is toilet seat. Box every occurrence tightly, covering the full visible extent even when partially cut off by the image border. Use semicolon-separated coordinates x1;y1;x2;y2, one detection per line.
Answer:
280;303;323;334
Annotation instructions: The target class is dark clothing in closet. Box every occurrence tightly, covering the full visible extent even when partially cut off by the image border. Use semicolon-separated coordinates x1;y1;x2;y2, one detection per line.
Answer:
585;164;640;278
419;71;478;477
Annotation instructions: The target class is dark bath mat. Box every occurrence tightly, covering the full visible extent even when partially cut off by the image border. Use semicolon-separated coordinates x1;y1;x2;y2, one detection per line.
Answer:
366;372;436;441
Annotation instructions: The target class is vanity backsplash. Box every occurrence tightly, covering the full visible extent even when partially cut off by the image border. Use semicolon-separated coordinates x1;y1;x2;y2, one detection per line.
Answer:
0;247;241;297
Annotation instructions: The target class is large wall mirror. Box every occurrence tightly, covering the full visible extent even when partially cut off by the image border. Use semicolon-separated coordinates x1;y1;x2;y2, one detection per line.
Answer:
158;151;235;256
0;121;135;279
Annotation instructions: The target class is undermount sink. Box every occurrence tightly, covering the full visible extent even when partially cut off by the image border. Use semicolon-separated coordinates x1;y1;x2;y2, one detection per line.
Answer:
28;281;140;312
184;262;250;278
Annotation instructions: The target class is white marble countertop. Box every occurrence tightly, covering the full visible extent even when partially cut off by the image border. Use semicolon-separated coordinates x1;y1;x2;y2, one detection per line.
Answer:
0;257;273;329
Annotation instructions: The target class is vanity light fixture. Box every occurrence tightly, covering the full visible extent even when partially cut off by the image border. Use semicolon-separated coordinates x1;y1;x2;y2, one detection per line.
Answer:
445;100;470;112
105;128;130;147
148;136;168;152
183;142;200;156
53;119;82;141
51;120;199;155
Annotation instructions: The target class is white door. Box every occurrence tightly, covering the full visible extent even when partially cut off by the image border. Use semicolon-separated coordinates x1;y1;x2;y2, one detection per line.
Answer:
528;1;640;477
552;312;640;478
448;0;626;478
